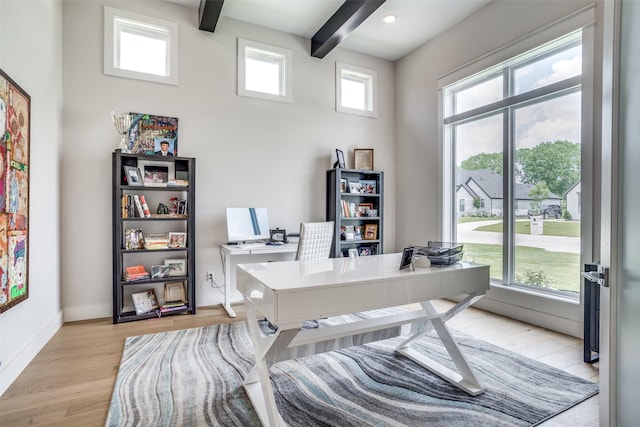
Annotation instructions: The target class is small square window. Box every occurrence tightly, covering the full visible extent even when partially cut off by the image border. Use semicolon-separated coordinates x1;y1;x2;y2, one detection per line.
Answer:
238;39;292;103
336;62;377;118
104;6;179;86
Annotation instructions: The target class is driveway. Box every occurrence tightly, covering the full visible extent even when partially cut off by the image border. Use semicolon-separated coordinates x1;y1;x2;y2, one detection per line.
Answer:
457;219;580;254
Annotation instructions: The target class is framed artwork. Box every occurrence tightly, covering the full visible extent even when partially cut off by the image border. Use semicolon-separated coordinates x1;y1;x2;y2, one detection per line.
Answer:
348;182;362;193
131;289;159;315
354;148;374;170
123;166;143;186
339;178;348;193
168;232;187;248
151;265;172;279
164;258;187;277
0;68;30;314
335;149;345;168
164;282;185;304
127;113;178;156
143;165;169;185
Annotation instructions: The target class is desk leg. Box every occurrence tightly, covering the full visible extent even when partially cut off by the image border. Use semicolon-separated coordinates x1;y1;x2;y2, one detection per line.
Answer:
395;298;485;396
243;305;299;427
222;252;237;318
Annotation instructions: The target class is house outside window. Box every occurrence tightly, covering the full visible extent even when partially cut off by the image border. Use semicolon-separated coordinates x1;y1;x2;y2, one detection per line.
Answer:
442;30;587;296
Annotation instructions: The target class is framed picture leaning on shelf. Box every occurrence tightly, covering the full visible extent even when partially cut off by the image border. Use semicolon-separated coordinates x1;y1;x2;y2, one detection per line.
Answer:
123;165;143;186
131;289;159;315
168;232;187;248
364;224;378;240
353;148;374;170
359;179;376;194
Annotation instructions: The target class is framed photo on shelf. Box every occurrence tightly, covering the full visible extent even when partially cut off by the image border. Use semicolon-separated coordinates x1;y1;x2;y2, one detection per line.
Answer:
151;265;172;279
340;178;348;193
359;179;377;194
349;182;363;193
131;289;159;315
399;247;415;271
164;282;186;304
335;149;346;168
164;258;187;277
128;113;178;156
123;166;144;186
364;224;378;240
168;232;187;248
354;148;374;170
358;203;374;216
143;165;169;185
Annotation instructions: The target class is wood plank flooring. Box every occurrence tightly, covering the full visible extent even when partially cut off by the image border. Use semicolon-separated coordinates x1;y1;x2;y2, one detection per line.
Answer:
0;301;599;426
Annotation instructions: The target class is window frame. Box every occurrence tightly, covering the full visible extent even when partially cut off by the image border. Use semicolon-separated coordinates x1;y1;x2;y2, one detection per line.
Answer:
336;62;378;118
237;38;292;103
103;6;179;86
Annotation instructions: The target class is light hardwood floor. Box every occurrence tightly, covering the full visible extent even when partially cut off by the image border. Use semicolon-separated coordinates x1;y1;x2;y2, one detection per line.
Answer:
0;301;599;426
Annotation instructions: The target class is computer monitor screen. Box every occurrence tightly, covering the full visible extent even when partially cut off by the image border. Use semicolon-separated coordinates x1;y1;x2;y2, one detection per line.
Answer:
225;207;270;243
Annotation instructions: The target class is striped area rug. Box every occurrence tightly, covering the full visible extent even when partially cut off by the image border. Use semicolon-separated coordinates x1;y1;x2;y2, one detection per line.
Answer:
106;319;598;427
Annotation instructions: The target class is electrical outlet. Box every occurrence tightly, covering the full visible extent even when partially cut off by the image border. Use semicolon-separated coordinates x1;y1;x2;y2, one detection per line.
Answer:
207;271;215;281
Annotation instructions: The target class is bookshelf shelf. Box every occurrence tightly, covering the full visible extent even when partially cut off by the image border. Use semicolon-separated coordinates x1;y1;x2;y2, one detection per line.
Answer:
112;150;196;324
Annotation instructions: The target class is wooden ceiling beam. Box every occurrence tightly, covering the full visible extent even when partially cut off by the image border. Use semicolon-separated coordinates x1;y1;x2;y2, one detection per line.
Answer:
199;0;224;33
311;0;386;58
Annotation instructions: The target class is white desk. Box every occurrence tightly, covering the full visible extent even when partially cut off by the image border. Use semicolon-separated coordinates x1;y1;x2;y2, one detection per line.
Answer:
236;253;490;427
219;243;298;317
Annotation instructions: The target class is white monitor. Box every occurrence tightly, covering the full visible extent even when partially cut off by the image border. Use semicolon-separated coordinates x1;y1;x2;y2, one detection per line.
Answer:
225;207;270;243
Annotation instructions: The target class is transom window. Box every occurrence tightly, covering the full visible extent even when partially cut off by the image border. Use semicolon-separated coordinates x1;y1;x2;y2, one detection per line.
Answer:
238;39;292;103
336;62;377;118
104;6;179;85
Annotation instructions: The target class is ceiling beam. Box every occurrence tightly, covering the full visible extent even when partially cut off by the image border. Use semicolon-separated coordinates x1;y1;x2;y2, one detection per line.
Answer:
199;0;224;33
311;0;386;59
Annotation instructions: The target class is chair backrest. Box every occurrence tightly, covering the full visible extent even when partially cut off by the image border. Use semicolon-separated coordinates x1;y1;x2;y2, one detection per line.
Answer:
295;221;334;261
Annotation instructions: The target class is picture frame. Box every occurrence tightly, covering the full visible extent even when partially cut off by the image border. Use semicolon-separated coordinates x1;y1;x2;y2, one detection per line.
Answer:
349;182;363;193
168;231;187;248
354;225;364;240
339;178;348;193
348;248;359;257
269;228;287;243
143;165;169;185
363;224;378;240
164;282;186;304
344;225;356;241
358;203;374;216
0;68;30;314
123;165;144;186
335;149;346;168
354;148;374;170
151;265;172;279
164;258;187;277
399;246;415;271
359;179;377;194
128;113;178;156
131;289;159;315
359;246;371;256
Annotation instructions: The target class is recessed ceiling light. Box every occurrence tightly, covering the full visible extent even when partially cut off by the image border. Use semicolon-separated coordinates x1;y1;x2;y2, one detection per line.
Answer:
382;14;397;24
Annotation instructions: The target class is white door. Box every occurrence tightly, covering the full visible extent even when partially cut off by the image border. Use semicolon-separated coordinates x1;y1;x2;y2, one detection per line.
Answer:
600;0;640;424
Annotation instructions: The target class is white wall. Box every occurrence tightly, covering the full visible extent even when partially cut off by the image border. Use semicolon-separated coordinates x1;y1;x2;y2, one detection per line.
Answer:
395;0;596;336
61;1;396;321
0;0;63;395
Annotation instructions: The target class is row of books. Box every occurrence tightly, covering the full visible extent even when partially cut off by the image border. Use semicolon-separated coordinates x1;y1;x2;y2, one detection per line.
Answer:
121;194;151;218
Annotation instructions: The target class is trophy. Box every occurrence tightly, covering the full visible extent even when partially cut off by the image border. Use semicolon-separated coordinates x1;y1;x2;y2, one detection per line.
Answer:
111;111;132;152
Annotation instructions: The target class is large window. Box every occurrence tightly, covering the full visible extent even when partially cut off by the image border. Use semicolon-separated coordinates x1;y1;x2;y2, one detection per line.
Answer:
104;6;179;85
443;31;584;296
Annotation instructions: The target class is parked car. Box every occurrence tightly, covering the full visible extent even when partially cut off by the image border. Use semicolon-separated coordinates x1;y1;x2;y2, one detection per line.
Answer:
527;204;563;219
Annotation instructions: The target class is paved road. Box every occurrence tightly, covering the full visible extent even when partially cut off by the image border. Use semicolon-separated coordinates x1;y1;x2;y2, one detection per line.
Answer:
457;219;580;254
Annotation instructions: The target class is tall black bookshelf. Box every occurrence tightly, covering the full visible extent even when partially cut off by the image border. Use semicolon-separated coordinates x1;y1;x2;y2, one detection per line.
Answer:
112;150;196;323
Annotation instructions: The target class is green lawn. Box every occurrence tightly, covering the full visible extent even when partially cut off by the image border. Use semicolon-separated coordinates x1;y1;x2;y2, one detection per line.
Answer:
472;219;580;238
463;243;580;293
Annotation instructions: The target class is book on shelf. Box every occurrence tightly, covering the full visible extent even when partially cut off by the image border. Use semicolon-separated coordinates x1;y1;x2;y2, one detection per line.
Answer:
160;304;187;313
133;195;145;218
138;195;151;218
122;265;150;281
167;179;188;187
144;233;170;250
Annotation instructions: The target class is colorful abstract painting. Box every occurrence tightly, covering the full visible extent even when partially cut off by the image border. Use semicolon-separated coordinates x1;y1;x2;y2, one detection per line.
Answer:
0;68;30;313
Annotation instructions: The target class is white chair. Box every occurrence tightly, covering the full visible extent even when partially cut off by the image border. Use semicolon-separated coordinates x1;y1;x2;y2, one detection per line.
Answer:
295;221;334;261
